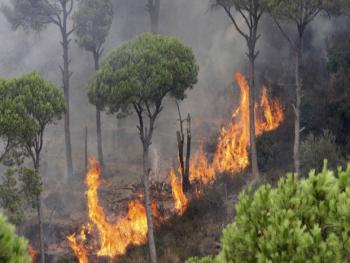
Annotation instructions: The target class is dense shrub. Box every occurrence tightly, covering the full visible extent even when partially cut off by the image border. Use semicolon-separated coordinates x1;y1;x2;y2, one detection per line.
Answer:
300;130;343;174
0;214;30;262
187;162;350;263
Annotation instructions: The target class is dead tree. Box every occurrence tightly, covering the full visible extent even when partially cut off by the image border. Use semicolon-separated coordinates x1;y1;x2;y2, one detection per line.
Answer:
176;101;191;192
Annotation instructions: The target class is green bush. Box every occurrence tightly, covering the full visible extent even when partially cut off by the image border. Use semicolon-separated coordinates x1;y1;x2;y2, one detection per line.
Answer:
187;162;350;263
300;130;343;174
0;214;30;262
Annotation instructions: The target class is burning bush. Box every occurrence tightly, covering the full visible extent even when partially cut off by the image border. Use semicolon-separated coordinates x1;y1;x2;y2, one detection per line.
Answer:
187;162;350;262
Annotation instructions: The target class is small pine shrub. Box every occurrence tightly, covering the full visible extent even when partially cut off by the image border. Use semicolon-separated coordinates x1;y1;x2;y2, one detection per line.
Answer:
187;162;350;262
0;214;31;263
300;130;343;174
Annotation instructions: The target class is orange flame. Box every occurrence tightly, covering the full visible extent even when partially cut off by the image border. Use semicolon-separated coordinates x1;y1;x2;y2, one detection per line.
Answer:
84;160;149;258
190;145;215;185
255;85;284;134
169;164;189;215
28;244;38;263
213;72;284;173
170;72;284;213
68;160;159;262
68;71;284;262
67;226;89;263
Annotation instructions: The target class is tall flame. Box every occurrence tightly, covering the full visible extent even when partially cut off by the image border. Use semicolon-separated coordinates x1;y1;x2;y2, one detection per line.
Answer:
190;145;215;185
68;71;284;263
170;164;188;215
67;227;89;263
68;160;157;261
213;72;284;173
171;72;284;212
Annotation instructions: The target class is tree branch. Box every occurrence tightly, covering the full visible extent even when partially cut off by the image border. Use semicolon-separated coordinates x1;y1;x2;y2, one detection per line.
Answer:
272;15;295;49
219;4;249;41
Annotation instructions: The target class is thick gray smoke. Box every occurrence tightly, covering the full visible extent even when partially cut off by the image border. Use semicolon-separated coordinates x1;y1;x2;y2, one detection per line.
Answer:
0;0;338;220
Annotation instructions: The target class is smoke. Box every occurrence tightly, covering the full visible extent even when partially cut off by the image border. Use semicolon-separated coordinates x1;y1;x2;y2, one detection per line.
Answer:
0;0;342;227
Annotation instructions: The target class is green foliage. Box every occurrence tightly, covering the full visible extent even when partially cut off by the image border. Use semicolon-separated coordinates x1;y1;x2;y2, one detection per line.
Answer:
90;33;198;113
1;0;54;31
0;77;32;163
74;0;113;53
0;169;23;225
18;167;43;207
0;168;42;225
0;214;31;263
266;0;333;18
186;256;214;263
300;130;344;175
187;162;350;262
0;72;65;165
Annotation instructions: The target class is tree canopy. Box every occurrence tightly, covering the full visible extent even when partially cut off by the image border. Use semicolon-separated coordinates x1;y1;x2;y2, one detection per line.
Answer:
74;0;113;55
1;0;73;31
0;72;65;165
90;33;198;116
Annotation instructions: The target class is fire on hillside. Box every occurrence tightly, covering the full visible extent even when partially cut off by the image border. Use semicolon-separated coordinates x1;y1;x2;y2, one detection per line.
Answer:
67;72;284;263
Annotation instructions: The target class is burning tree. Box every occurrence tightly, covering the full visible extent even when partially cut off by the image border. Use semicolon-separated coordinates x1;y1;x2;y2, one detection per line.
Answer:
211;0;266;178
92;33;198;263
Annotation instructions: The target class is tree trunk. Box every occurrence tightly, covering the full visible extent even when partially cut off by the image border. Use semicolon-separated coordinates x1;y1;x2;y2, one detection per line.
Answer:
293;39;303;175
142;145;158;263
93;51;105;172
96;108;104;171
34;158;45;263
183;114;191;192
176;131;185;183
148;0;160;34
61;18;73;178
85;126;88;173
248;56;259;178
37;194;45;263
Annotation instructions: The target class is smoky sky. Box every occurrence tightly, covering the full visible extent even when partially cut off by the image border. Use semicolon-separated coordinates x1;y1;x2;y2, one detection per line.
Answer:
0;0;339;181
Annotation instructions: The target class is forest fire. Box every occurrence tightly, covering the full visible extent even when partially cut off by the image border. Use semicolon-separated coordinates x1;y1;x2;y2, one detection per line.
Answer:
67;227;89;263
169;165;189;215
67;160;160;261
171;72;284;212
68;72;284;262
213;72;284;173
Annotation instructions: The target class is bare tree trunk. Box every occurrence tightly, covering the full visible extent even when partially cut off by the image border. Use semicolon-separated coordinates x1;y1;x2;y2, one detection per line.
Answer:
142;146;157;263
293;38;303;175
61;10;73;178
184;114;191;192
37;194;45;263
85;126;88;173
248;56;259;178
96;109;104;170
93;51;105;172
176;131;185;179
148;0;160;34
34;157;45;263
